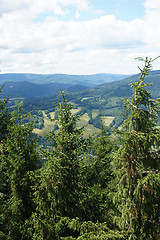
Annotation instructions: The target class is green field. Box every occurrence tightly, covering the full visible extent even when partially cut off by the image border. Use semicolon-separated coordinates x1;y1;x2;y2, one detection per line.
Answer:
81;97;93;101
77;113;100;137
33;110;100;138
71;107;81;115
101;116;115;126
92;109;99;118
33;111;55;136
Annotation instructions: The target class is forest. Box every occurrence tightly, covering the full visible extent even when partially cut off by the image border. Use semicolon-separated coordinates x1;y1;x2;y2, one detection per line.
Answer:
0;57;160;240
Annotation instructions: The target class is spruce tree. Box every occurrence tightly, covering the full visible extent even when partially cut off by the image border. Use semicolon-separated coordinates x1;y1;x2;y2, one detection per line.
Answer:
0;101;40;239
31;93;124;240
113;57;160;239
0;87;11;142
92;125;113;188
0;87;12;239
31;91;86;239
80;126;114;224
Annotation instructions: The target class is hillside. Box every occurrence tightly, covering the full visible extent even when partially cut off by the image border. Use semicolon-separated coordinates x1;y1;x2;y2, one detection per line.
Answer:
21;70;160;134
0;81;90;98
0;73;129;86
0;81;73;98
0;72;130;98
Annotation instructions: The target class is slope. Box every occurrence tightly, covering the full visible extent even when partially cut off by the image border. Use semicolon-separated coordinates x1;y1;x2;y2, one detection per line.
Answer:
0;73;129;86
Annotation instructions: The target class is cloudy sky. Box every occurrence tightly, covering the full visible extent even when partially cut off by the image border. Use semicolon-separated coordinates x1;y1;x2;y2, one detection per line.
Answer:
0;0;160;75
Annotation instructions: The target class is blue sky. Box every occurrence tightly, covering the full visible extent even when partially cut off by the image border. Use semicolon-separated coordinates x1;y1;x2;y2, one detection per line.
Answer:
91;0;146;21
0;0;159;75
35;0;146;22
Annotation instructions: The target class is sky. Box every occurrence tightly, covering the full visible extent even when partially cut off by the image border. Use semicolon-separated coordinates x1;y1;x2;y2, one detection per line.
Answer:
0;0;160;75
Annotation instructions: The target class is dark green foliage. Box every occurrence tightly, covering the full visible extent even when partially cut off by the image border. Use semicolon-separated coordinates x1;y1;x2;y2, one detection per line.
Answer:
92;115;102;129
47;92;84;218
30;91;86;239
30;91;119;239
0;101;40;239
23;113;44;130
79;126;115;226
113;57;160;239
0;88;12;238
51;217;126;240
0;87;11;142
92;126;114;188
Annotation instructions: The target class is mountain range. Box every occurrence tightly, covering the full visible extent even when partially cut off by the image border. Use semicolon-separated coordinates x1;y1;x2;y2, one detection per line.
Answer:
1;70;160;131
20;69;160;131
0;73;130;85
0;73;130;98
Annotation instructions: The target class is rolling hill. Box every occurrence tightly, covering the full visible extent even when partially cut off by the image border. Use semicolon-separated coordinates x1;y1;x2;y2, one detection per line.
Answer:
0;72;130;98
0;81;73;98
1;70;160;137
0;72;129;86
20;70;160;134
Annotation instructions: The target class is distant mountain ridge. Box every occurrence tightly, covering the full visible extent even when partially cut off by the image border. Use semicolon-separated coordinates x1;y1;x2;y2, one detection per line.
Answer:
5;69;160;131
0;71;160;99
0;72;130;98
0;81;73;98
0;73;130;86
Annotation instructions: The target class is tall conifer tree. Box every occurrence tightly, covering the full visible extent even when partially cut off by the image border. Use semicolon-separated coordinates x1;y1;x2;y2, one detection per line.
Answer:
31;91;85;239
0;101;40;239
113;57;160;239
0;92;11;142
0;87;12;239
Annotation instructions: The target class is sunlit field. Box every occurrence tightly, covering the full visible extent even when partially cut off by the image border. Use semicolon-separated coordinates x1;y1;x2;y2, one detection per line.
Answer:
33;111;55;136
101;116;115;126
33;110;100;138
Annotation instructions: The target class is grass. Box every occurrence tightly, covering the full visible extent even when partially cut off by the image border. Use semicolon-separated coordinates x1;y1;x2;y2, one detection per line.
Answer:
77;113;90;127
33;110;100;138
81;97;93;101
71;107;81;115
50;112;55;119
77;113;99;138
33;111;55;136
92;109;99;118
101;116;115;126
83;124;100;138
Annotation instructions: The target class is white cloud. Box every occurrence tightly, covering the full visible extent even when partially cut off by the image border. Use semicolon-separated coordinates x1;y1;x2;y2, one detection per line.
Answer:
0;0;28;15
0;0;159;75
144;0;160;10
143;0;160;50
0;0;92;18
58;0;92;11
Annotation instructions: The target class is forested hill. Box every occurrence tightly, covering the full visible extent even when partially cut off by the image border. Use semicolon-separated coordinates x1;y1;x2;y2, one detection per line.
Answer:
0;81;91;98
1;70;159;100
0;72;129;98
70;69;160;99
0;73;129;86
22;69;160;130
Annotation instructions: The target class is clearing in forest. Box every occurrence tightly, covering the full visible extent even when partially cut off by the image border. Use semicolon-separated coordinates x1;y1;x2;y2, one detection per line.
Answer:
101;116;115;126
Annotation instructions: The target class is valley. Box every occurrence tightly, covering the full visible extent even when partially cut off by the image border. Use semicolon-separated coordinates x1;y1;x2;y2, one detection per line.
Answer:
1;70;160;138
